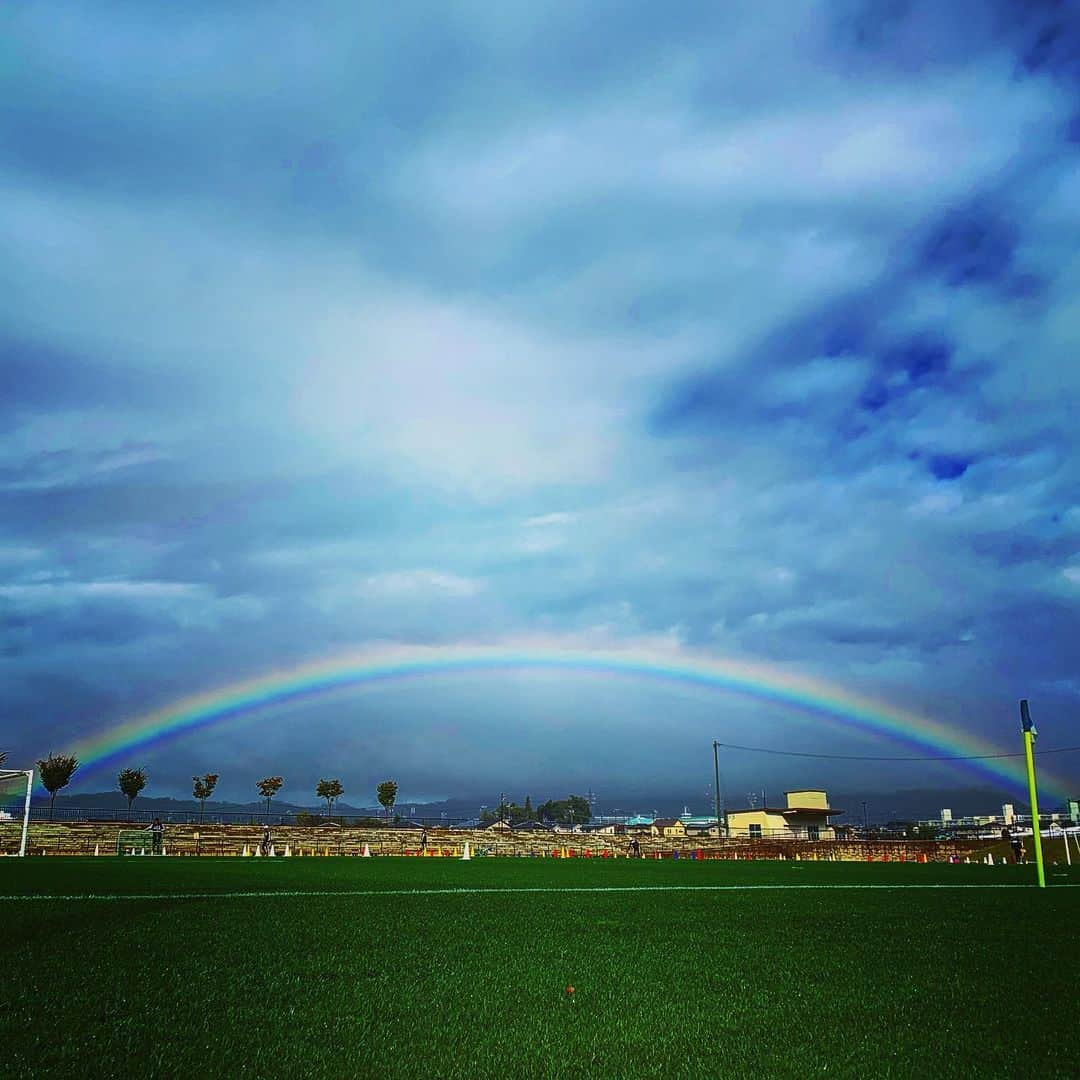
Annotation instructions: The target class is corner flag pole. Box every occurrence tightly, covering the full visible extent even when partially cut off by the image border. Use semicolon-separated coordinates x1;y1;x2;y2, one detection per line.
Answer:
1020;700;1045;889
20;769;33;858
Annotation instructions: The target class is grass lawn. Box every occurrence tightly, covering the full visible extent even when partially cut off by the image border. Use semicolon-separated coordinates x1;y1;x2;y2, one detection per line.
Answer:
2;858;1077;1078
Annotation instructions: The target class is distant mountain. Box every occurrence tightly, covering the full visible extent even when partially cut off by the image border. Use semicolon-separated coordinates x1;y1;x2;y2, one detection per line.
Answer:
585;787;1031;822
830;786;1023;822
45;792;385;816
44;790;488;820
40;785;1043;823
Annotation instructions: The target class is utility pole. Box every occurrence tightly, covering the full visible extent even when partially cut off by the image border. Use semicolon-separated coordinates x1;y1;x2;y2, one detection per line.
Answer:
862;801;868;834
712;741;724;837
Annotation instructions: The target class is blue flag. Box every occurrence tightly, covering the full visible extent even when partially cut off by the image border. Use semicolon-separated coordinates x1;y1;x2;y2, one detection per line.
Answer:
1020;699;1037;740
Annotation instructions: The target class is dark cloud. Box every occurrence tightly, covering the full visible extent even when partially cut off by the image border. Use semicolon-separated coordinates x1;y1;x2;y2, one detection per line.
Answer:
1;336;193;419
922;208;1018;287
927;455;972;481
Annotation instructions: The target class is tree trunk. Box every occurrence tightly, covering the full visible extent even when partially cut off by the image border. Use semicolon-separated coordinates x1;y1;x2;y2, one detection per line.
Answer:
49;791;56;821
199;800;205;826
128;797;134;822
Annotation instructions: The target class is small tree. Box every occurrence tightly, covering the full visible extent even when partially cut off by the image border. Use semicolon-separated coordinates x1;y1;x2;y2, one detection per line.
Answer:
316;778;344;820
192;773;219;825
37;752;79;821
524;795;533;820
377;780;398;824
117;767;147;820
257;776;284;820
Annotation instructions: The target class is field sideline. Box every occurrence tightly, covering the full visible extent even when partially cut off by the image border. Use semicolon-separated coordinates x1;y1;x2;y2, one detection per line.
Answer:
3;859;1078;1078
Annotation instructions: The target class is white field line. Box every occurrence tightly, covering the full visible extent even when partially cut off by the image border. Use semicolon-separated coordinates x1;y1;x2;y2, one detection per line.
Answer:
1;883;1078;903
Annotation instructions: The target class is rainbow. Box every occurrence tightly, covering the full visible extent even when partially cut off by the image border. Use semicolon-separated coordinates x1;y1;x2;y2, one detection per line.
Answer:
68;643;1072;800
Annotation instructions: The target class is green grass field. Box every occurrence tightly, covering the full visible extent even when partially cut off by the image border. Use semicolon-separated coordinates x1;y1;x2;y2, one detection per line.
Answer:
3;858;1078;1079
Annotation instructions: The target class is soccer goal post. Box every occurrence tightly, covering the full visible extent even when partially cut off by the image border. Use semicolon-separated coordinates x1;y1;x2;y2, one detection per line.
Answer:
0;769;34;857
116;829;154;855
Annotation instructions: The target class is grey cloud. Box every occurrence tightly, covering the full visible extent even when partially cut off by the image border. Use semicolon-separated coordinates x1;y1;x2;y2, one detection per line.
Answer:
0;2;1077;803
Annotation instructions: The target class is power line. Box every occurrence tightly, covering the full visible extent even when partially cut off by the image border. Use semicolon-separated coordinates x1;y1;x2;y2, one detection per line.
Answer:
711;741;1080;762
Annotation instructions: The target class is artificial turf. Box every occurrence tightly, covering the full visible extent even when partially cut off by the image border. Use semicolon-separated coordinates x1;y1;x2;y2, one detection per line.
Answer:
2;858;1077;1079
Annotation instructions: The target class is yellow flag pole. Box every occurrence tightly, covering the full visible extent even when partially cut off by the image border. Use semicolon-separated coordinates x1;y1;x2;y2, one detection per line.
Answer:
1020;699;1045;889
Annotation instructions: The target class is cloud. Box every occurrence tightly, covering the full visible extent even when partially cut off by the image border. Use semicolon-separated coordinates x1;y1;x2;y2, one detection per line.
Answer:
361;571;483;599
0;580;201;601
0;0;1076;805
525;512;575;528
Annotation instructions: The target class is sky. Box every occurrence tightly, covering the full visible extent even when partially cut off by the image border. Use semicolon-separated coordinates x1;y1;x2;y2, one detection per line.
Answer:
2;0;1078;812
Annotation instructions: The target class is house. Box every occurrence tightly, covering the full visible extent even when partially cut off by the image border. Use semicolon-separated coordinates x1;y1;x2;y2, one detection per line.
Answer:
725;790;842;840
583;822;624;835
485;818;513;831
650;818;687;838
512;819;552;832
682;816;722;838
625;815;654;828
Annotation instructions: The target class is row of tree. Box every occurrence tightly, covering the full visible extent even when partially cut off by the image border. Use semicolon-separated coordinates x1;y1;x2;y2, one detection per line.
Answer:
29;753;401;823
253;776;399;821
21;754;586;828
478;794;592;826
34;752;149;819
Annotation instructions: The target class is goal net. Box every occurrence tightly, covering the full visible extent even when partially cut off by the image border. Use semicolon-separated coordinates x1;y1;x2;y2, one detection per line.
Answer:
116;829;157;856
0;769;33;857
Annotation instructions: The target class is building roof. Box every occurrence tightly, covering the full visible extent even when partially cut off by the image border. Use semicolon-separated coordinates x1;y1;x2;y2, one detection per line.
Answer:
512;819;552;831
652;818;683;828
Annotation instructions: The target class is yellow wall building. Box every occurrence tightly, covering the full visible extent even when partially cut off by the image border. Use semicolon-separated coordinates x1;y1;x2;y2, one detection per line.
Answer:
725;790;841;840
650;818;687;838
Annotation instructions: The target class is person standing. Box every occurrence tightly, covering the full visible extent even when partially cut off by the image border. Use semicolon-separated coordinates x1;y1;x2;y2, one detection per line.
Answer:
420;828;428;854
147;817;164;855
260;823;272;857
1006;829;1023;863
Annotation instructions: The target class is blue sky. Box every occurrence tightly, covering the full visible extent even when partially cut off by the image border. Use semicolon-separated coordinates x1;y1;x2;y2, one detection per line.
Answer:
2;1;1078;810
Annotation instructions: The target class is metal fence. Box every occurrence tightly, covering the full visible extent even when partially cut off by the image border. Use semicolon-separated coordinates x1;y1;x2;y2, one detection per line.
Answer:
30;806;482;828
